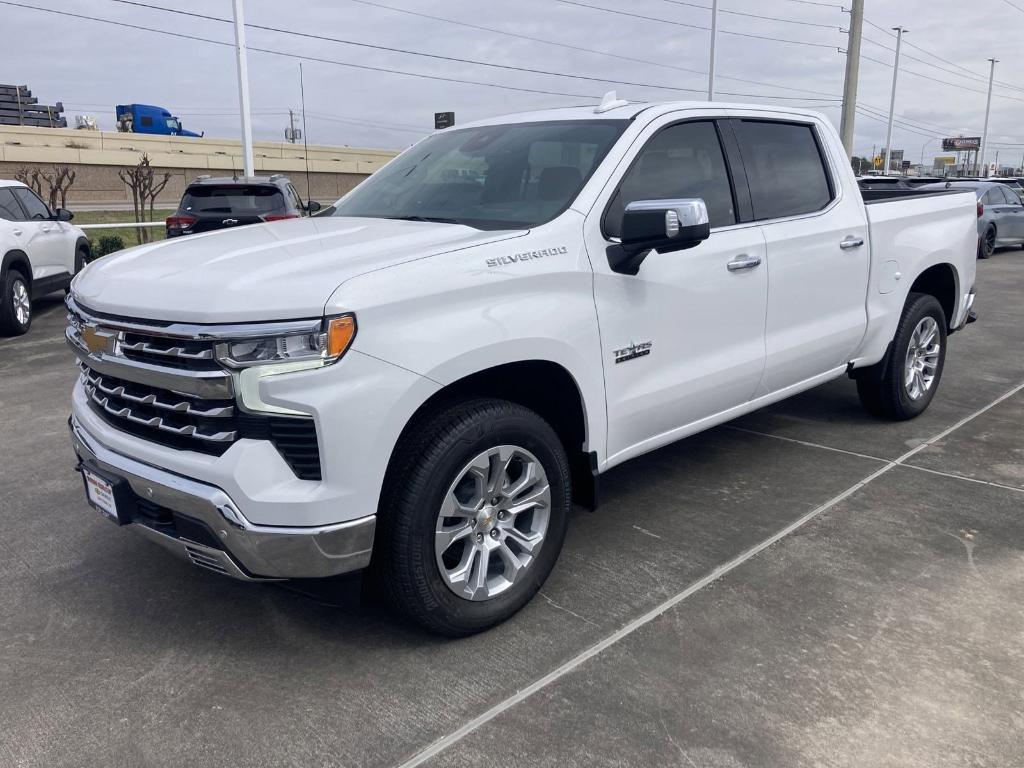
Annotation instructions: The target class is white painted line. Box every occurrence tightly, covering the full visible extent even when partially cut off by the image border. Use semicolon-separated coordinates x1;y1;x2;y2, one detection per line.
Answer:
898;463;1024;495
725;425;886;463
396;379;1024;768
726;422;1024;495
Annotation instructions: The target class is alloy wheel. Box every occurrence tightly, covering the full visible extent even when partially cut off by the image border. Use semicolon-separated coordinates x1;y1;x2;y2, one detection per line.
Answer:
12;279;29;326
434;445;551;601
903;316;941;400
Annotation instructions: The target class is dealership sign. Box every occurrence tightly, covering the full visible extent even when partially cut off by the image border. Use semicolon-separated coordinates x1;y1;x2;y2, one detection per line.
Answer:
942;137;981;151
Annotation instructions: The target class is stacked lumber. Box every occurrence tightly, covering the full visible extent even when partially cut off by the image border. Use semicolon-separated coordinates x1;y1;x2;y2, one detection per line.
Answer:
0;84;67;128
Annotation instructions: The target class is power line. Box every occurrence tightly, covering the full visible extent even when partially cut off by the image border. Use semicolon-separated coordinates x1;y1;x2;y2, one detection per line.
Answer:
554;0;840;48
103;0;844;102
5;0;842;110
860;51;1024;104
105;0;715;95
863;16;1024;94
996;0;1024;13
654;0;842;29
0;1;597;100
343;0;844;100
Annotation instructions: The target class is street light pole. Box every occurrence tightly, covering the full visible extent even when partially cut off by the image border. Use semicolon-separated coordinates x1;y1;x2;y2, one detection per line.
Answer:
884;26;907;176
707;0;718;100
839;0;864;157
978;57;998;177
232;0;255;178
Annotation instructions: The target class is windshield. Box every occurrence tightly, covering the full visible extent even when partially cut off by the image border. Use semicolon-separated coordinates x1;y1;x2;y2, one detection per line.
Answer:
330;120;627;230
182;185;287;215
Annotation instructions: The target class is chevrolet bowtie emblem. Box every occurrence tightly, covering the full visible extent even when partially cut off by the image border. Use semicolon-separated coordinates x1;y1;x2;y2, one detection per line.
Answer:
81;324;113;355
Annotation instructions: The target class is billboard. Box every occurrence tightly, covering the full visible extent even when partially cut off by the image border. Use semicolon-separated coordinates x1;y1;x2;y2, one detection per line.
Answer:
942;137;981;151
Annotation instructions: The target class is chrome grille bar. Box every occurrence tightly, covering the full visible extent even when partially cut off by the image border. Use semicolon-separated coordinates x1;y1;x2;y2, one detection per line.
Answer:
84;383;237;443
83;368;234;418
120;339;214;360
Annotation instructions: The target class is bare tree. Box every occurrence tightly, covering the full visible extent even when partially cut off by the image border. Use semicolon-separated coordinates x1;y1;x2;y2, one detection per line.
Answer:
49;165;76;210
118;154;172;244
13;165;76;210
13;167;45;197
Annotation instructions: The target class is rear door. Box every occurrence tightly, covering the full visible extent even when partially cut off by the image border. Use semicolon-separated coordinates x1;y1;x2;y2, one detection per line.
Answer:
181;185;289;233
994;186;1024;240
729;116;869;395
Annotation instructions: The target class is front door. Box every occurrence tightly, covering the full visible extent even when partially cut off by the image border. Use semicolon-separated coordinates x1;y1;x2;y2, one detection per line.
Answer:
11;187;67;279
584;117;768;465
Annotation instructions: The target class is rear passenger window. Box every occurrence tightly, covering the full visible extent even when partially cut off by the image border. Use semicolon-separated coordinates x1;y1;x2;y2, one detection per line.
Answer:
734;120;833;220
0;189;23;221
604;121;736;238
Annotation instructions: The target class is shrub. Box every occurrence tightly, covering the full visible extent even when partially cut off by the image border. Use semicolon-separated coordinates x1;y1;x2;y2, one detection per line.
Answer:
90;235;126;259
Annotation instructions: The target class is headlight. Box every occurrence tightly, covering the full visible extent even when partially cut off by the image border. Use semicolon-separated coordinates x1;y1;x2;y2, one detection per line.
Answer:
215;314;356;369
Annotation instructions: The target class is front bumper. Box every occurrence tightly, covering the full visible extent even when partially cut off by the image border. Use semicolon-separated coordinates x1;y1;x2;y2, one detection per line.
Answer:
69;415;375;580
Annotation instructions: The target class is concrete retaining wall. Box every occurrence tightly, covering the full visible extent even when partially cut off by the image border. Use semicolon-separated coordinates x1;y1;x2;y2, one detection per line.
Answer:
0;125;400;206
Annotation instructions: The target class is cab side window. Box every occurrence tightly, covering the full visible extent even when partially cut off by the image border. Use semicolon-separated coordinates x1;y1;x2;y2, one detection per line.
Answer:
0;189;24;221
604;121;737;239
12;188;50;220
733;120;833;221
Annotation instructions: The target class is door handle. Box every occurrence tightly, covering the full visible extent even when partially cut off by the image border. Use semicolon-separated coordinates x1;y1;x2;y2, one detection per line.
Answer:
12;228;22;236
840;236;865;250
726;254;762;272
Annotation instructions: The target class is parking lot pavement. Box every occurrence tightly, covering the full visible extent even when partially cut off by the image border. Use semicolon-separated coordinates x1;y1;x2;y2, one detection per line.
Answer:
1;250;1022;768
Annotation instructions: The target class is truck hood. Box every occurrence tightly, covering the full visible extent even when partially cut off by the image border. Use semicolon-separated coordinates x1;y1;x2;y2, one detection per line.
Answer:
73;217;524;323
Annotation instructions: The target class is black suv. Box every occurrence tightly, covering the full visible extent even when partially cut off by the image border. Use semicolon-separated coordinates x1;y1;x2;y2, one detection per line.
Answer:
166;174;321;237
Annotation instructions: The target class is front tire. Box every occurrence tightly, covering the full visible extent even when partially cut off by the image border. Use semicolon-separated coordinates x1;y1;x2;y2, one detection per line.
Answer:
856;292;947;420
0;269;32;336
375;399;571;636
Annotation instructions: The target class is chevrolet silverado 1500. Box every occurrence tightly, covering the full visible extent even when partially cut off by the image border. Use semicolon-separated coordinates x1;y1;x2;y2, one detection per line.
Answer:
66;98;978;635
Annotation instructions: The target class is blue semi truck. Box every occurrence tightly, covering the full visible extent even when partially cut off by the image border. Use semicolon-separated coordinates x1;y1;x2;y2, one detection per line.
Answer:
115;104;202;137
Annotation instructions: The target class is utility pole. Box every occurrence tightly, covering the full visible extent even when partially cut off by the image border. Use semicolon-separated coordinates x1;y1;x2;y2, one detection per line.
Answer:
979;57;997;177
232;0;255;178
839;0;864;157
707;0;718;100
287;109;297;143
883;26;907;176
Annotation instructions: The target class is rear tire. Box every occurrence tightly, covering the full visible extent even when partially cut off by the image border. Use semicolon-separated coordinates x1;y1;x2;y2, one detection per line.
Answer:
855;292;946;421
0;269;31;336
978;225;995;259
374;398;571;636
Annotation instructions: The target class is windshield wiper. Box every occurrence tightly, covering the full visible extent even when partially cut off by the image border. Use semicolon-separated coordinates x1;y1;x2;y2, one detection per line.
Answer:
387;215;460;224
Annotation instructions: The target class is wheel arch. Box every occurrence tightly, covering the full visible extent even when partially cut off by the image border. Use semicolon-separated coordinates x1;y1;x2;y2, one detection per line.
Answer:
2;249;33;288
389;359;600;510
907;262;958;331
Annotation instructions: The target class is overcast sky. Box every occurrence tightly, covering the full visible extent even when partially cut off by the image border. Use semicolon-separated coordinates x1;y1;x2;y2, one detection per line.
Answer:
5;0;1023;168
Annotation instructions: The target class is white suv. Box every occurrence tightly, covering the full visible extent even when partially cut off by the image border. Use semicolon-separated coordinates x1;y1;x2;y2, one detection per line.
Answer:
0;179;89;335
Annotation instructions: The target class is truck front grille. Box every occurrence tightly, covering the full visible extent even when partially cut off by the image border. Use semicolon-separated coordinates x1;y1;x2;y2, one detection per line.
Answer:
68;300;323;481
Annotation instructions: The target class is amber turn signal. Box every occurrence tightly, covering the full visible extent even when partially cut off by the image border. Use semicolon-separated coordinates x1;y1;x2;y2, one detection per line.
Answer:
325;315;357;359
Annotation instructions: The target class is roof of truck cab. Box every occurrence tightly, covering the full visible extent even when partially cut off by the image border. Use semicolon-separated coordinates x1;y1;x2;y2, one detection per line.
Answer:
454;101;831;130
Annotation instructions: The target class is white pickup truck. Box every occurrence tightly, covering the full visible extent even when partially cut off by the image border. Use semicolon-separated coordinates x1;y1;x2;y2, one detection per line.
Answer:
67;98;978;635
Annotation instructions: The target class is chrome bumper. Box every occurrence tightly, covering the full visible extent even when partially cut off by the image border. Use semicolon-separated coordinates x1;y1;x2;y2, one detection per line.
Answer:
68;416;375;580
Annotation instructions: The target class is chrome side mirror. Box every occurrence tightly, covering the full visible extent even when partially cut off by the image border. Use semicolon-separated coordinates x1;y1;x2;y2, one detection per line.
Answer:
607;198;711;275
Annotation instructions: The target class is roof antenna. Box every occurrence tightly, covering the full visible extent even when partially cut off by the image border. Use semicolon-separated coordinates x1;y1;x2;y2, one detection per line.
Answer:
594;90;629;114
